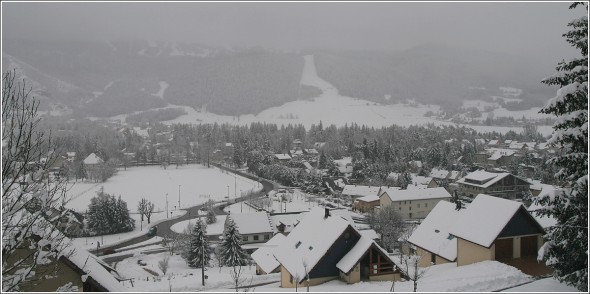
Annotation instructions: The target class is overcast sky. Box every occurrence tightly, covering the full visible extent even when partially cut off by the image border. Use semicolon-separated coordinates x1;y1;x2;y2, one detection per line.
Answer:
2;2;585;60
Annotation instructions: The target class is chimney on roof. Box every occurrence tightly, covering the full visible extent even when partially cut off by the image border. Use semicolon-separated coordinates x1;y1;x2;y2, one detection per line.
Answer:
324;208;330;218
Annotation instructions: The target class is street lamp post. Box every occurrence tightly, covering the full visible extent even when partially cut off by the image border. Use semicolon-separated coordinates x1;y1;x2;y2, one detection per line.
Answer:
240;189;243;213
166;193;169;219
178;185;181;209
227;185;230;202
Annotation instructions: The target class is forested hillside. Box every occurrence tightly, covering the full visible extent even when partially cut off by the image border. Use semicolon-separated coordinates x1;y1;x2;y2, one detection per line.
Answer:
3;39;320;117
314;45;556;112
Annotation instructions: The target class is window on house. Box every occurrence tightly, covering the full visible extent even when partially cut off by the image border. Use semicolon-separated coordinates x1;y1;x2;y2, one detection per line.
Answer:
431;253;436;264
409;206;412;210
425;203;428;207
417;204;420;208
243;236;249;241
254;235;259;241
409;213;413;218
264;234;270;240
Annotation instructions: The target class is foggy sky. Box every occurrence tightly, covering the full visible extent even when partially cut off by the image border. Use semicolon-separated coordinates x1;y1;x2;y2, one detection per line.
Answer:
2;2;585;60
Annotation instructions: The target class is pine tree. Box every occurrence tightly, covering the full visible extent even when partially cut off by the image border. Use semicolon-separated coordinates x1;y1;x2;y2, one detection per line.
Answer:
185;219;210;268
219;219;249;266
206;207;217;224
536;3;588;291
86;190;135;235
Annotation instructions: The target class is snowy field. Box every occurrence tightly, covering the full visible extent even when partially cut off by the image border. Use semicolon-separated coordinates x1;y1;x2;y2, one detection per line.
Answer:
65;164;262;214
105;54;553;136
65;164;261;249
110;250;573;292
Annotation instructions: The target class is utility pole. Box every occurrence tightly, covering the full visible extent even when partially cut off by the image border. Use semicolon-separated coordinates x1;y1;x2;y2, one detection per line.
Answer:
178;185;181;209
227;185;230;202
166;193;169;219
201;243;206;286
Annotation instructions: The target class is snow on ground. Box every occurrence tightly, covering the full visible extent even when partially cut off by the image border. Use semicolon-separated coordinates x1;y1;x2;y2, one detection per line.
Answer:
65;164;261;214
502;277;580;292
115;251;279;292
72;209;186;251
170;215;227;236
212;260;532;292
113;250;534;292
117;237;164;251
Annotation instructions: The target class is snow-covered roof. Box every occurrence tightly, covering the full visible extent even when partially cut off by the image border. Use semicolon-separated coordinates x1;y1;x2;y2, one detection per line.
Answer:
358;229;379;240
408;201;463;261
378;186;401;197
430;168;450;179
451;194;523;247
488;140;499;145
302;162;314;170
273;208;354;282
251;233;287;274
274;154;292;160
488;152;504;161
457;171;508;187
336;235;392;274
412;175;433;186
228;212;273;235
225;142;233;147
509;142;525;150
338;165;353;174
381;187;451;202
342;185;380;197
270;213;305;233
356;194;380;203
83;153;103;165
62;240;126;291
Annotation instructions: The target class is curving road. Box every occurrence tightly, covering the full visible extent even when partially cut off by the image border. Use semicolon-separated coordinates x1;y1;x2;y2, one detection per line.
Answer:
98;164;277;257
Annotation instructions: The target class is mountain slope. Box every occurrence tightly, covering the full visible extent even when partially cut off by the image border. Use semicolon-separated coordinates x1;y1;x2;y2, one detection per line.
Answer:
314;45;556;112
2;39;320;117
